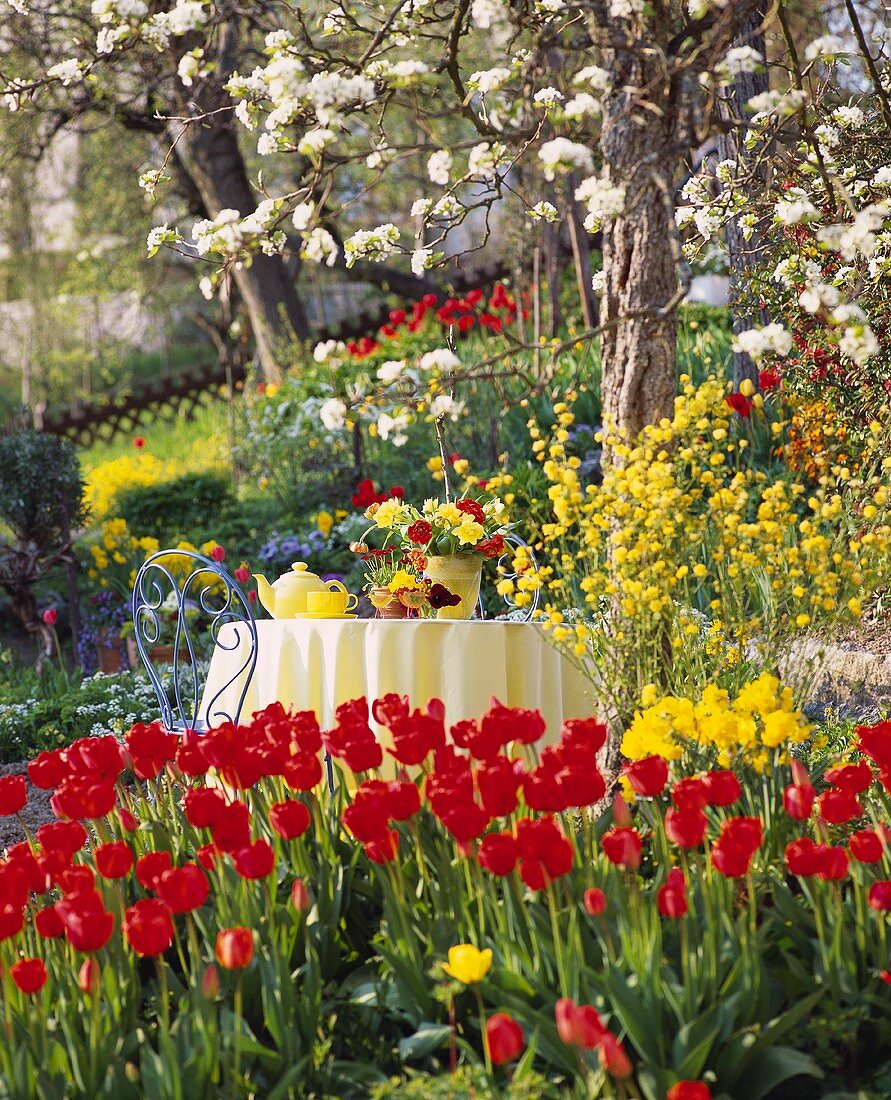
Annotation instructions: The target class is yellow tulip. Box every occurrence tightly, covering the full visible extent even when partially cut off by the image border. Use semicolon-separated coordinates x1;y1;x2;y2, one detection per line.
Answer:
441;945;492;985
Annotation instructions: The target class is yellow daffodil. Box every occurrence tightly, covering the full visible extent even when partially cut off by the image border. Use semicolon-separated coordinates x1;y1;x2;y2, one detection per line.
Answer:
441;945;492;985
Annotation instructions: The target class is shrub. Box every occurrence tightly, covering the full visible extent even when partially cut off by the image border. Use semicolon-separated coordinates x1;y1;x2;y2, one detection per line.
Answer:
115;472;234;544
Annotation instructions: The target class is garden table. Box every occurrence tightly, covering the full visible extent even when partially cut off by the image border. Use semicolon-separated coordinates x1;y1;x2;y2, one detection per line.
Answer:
201;619;594;743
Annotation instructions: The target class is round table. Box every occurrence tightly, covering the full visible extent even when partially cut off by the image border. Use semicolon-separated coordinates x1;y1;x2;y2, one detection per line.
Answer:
201;619;595;743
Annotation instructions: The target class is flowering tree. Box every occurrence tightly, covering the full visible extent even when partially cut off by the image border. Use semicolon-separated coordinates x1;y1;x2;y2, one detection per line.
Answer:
4;0;773;433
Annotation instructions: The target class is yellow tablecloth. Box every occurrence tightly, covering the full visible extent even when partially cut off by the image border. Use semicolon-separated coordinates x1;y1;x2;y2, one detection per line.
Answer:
202;619;595;741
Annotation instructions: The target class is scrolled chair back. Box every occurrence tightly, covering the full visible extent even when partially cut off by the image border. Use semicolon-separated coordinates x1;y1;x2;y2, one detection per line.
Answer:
131;549;257;733
478;534;541;622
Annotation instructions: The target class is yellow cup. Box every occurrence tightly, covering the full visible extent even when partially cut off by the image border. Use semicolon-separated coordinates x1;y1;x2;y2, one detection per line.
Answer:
306;584;359;615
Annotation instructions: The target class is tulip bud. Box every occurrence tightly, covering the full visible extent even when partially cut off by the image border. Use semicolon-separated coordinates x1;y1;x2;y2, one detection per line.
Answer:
78;958;99;995
583;887;607;917
290;878;310;912
42;608;58;626
201;964;220;1000
738;378;755;398
612;792;633;827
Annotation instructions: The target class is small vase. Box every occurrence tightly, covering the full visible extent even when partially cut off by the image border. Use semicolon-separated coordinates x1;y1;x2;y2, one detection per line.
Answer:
369;586;407;619
425;554;484;620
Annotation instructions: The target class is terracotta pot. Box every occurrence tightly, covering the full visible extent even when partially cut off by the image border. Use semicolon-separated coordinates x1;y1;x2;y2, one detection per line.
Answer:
97;629;124;674
425;554;484;620
369;586;408;619
147;644;190;665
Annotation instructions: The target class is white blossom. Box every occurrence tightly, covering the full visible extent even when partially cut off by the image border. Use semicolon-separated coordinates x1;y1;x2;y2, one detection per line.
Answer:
468;68;512;95
467;142;508;181
322;6;347;33
470;0;508;30
774;189;820;225
833;105;866;130
538;138;593;181
733;324;793;361
817;206;889;260
591;270;605;293
688;0;727;18
533;87;564;109
177;50;204;87
799;282;840;313
46;59;84;85
344;223;400;267
376;412;410;445
528;201;559;222
871;167;891;189
411;247;433;277
411;198;432;217
747;89;808;120
575;175;626;230
297;128;337;157
429;394;463;420
610;0;644;17
314;339;344;363
377;360;406;383
152;1;208;36
563;93;600;119
719;46;763;79
301;227;339;267
320;398;348;431
198;276;214;301
427;149;452;186
146;224;180;254
291;201;315;232
420;349;461;372
574;66;610;95
804;34;849;62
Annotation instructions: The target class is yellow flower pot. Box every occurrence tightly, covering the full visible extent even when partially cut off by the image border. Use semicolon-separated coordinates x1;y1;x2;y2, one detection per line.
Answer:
425;554;484;620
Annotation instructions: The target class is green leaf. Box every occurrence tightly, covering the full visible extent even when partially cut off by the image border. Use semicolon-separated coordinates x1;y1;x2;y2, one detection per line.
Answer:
604;966;663;1064
397;1022;452;1062
673;1007;726;1080
742;1046;824;1100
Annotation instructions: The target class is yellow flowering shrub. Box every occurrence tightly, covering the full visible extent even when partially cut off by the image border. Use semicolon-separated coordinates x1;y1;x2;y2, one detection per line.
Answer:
84;454;173;522
622;672;809;771
528;376;891;723
84;518;161;599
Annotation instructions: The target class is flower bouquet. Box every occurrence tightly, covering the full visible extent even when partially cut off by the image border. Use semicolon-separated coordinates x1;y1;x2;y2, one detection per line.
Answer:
353;491;509;619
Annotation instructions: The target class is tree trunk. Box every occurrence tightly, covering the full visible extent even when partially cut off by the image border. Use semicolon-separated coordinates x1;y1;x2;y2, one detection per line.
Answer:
178;118;308;383
717;2;770;390
599;44;679;440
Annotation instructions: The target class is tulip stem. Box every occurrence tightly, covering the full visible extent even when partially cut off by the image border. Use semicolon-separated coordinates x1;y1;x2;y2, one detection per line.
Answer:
473;986;492;1079
233;971;244;1084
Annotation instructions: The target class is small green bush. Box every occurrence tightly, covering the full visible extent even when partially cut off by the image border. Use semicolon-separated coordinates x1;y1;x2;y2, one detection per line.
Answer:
115;472;234;544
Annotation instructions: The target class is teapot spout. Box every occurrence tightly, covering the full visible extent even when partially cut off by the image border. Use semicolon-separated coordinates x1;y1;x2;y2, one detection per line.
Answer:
252;574;276;617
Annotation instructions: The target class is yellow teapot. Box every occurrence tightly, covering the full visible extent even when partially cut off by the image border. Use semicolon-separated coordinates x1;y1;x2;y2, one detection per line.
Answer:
253;562;350;618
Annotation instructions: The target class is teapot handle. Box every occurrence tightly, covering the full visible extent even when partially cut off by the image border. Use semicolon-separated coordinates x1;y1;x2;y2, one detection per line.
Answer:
326;580;348;595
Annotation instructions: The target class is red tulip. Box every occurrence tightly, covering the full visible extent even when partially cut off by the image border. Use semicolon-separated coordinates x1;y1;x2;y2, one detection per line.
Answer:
34;905;64;939
156;864;209;913
817;788;862;825
785;837;821;877
123;899;175;957
657;867;688;918
232;839;275;879
486;1012;525;1065
850;829;885;864
700;770;741;807
0;775;27;816
136;850;173;891
0;903;24;943
583;887;607;916
216;926;254;969
555;998;605;1048
868;881;891;911
783;783;815;820
623;756;668;797
725;392;752;417
598;1032;632;1078
133;436;145;448
10;958;47;995
671;778;708;812
269;799;312;841
816;845;849;881
27;751;67;790
665;807;708;849
601;827;643;870
55;890;114;952
291;878;310;912
668;1083;712;1100
234;565;251;585
201;963;220;1000
184;787;228;829
42;608;58;626
364;829;400;864
824;762;873;793
95;841;134;880
477;832;518;877
77;958;100;995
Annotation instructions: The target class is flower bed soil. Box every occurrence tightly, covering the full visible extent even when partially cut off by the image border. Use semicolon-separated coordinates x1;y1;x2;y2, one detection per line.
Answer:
0;762;53;849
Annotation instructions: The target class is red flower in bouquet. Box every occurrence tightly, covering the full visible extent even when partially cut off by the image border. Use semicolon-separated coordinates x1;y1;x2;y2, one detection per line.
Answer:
51;776;117;820
210;545;226;562
78;959;100;995
623;756;668;798
668;1083;712;1100
428;583;461;609
517;816;574;888
857;719;891;767
269;799;312;840
456;497;486;524
232;839;275;879
124;899;174;957
156;864;209;913
343;785;390;842
486;1012;525;1065
387;703;447;766
783;783;815;820
665;807;708;849
657;867;688;918
234;564;251;584
216;926;254;969
601;827;643;870
759;369;781;391
481;700;546;747
555;998;606;1048
584;887;607;916
711;817;763;878
477;832;518;876
0;775;26;816
10;958;47;995
323;698;384;773
849;828;886;863
291;878;310;912
475;535;505;559
598;1032;632;1078
94;841;134;880
824;762;872;793
700;770;742;807
406;520;432;545
282;753;323;791
136;850;173;890
383;779;421;820
125;721;179;780
42;608;57;626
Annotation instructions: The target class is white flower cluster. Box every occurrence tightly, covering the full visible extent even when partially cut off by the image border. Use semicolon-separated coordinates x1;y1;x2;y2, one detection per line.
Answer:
528;201;559;223
300;227;339;267
427;149;452;186
747;89;808;122
774;189;820;226
313;339;346;364
419;349;461;372
538;138;593;181
377;360;406;383
428;395;463;420
817;205;889;261
804;35;849;62
575;174;626;231
467;142;510;181
376;411;411;445
468;68;512;95
320;397;348;431
733;323;794;362
46;59;84;85
719;47;763;80
343;223;400;268
191;201;285;260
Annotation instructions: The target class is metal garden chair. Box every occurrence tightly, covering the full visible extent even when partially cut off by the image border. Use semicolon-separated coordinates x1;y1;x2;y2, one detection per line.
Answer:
478;533;541;621
131;549;258;734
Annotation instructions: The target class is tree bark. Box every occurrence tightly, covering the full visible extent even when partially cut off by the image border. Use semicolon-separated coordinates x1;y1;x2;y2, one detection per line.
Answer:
717;2;770;390
599;44;679;440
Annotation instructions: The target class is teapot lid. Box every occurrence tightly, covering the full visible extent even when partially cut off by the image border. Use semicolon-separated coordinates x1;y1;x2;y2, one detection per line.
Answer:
290;562;318;577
